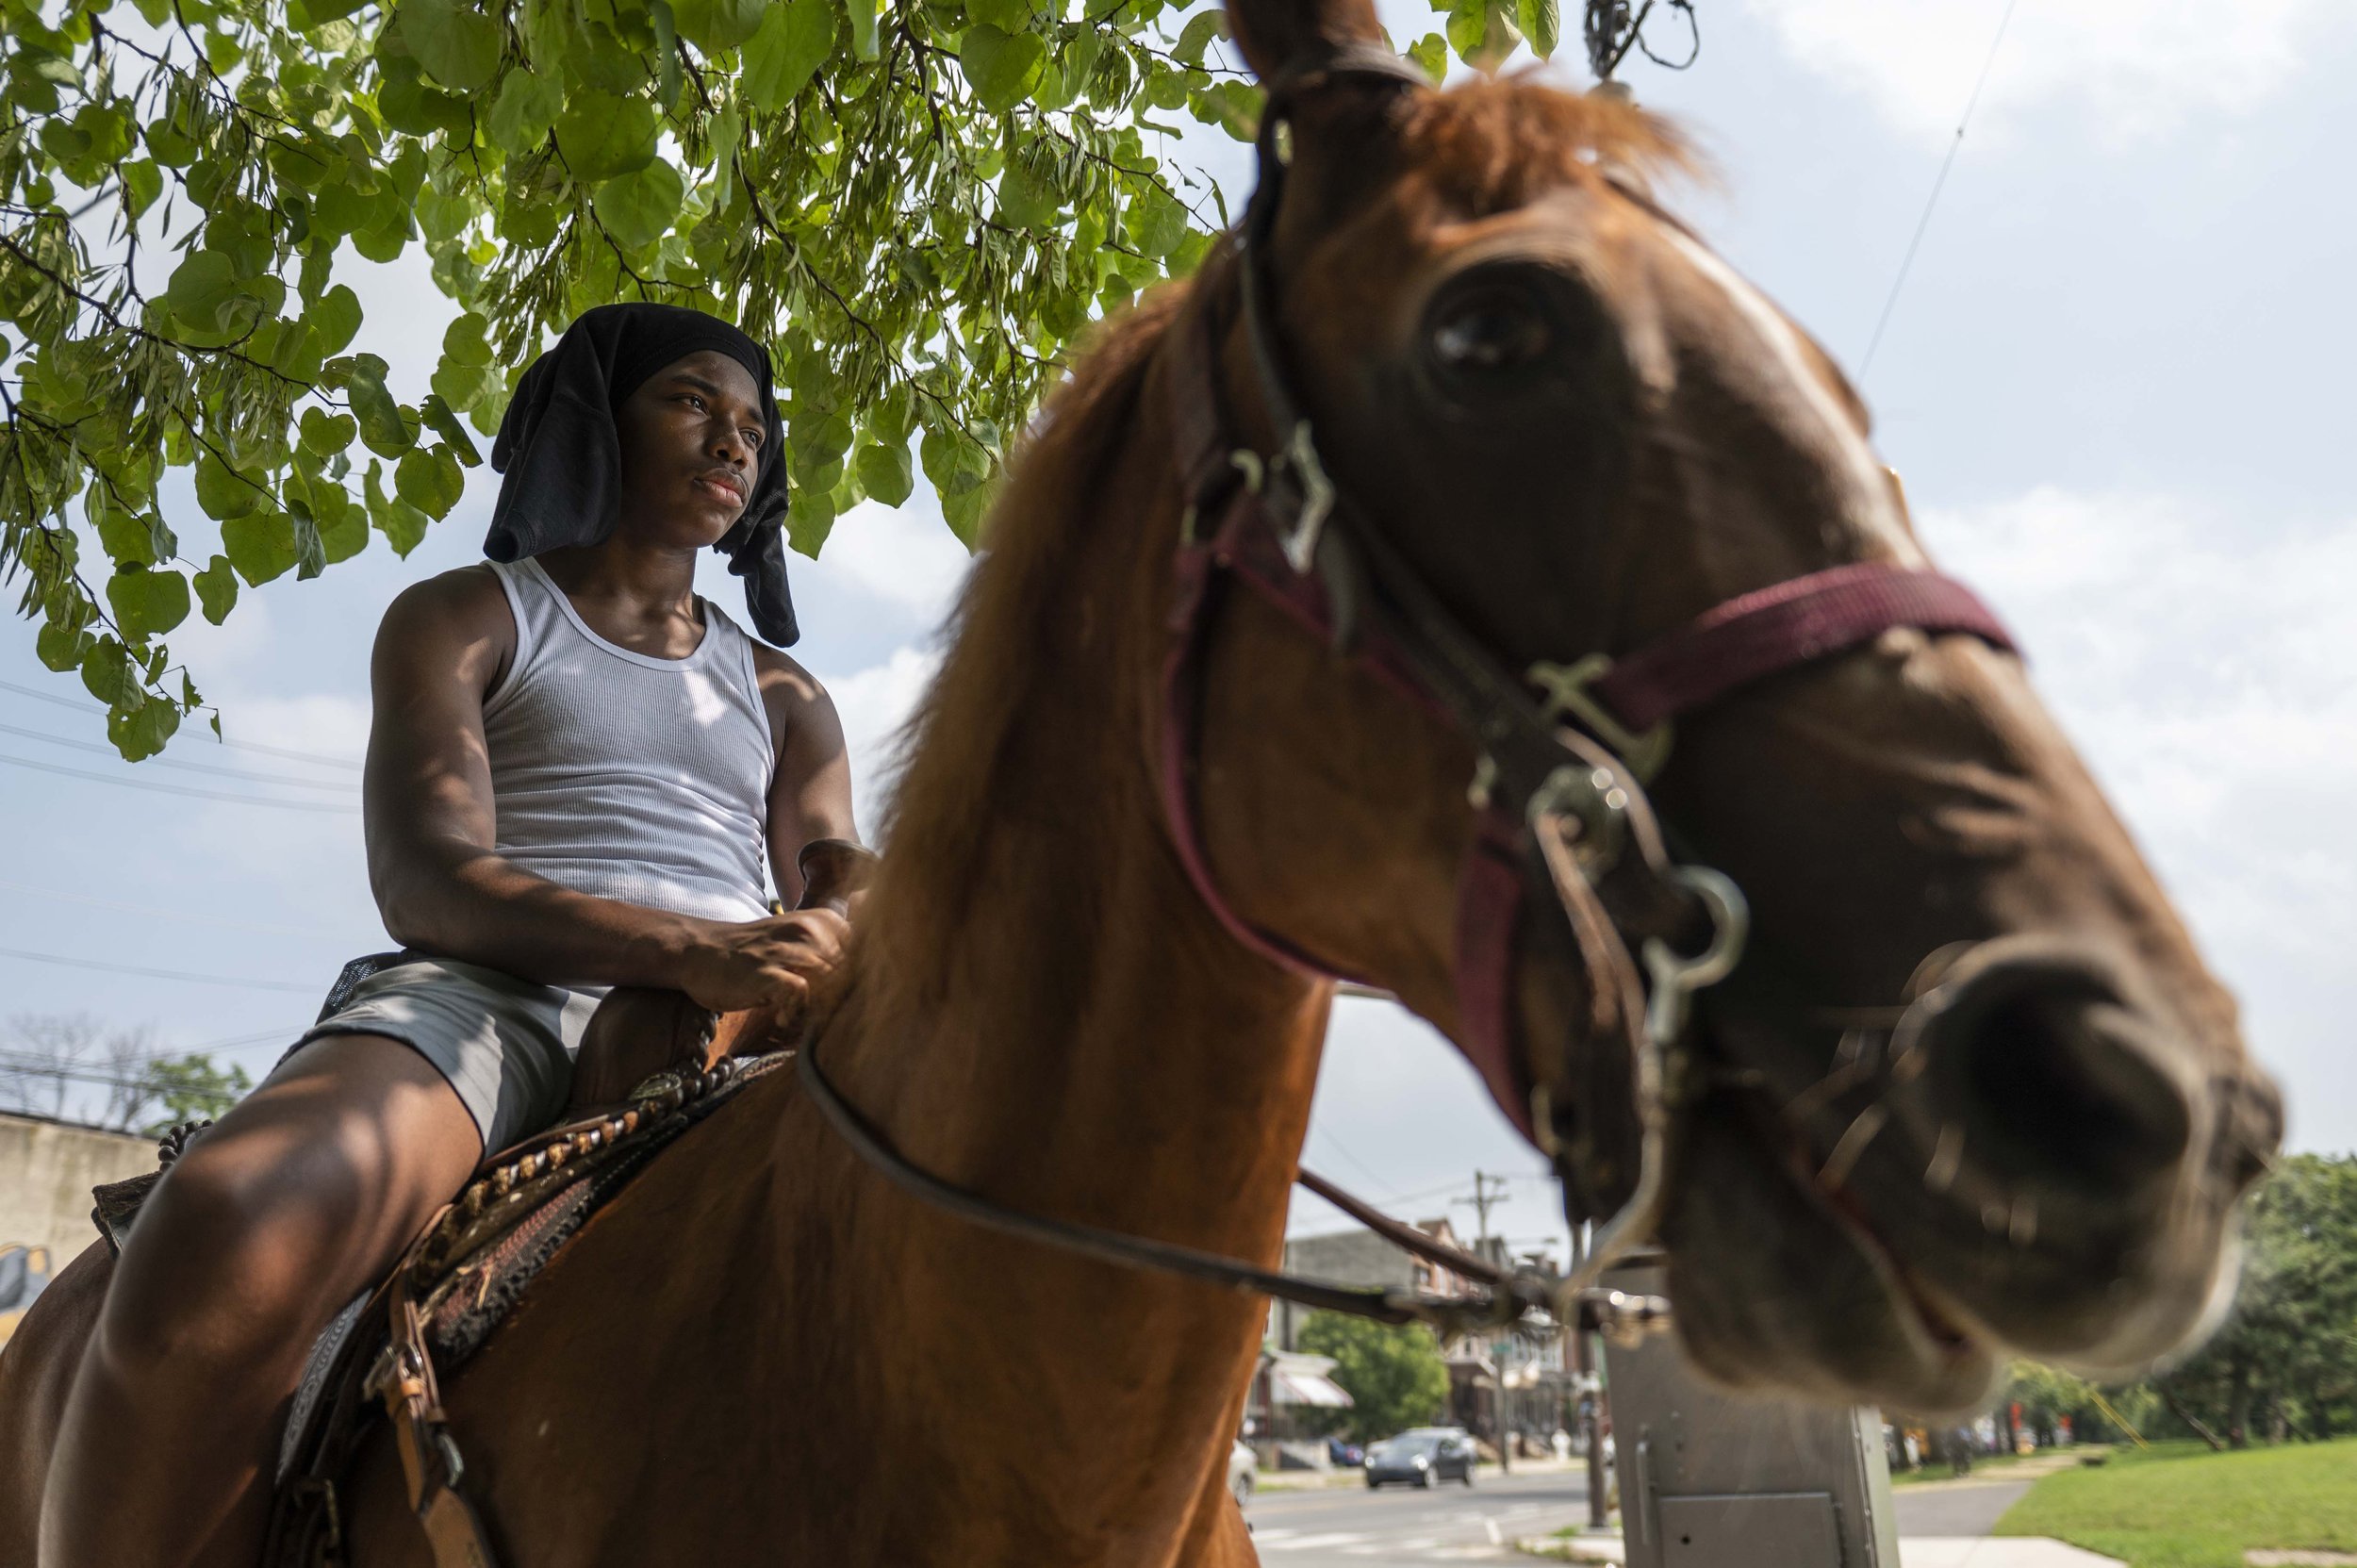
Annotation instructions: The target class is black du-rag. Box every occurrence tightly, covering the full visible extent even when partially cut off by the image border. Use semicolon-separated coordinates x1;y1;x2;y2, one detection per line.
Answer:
486;303;799;646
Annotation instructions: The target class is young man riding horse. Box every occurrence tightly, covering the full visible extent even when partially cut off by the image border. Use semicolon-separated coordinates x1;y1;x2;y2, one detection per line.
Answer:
35;304;858;1568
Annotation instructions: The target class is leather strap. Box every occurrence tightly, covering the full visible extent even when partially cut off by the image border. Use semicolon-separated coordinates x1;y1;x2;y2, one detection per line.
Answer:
368;1273;501;1568
1591;561;2016;733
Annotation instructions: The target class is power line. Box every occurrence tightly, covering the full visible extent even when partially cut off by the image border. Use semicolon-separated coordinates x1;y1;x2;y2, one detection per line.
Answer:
0;944;319;993
0;679;363;771
0;878;328;940
0;720;356;792
0;751;359;813
1857;0;2024;381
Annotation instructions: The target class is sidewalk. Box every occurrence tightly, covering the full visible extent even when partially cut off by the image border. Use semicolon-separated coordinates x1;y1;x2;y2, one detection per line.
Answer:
1517;1452;2121;1567
1523;1532;2122;1566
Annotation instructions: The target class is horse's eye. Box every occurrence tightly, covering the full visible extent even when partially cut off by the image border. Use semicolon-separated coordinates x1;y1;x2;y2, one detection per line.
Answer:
1431;289;1553;374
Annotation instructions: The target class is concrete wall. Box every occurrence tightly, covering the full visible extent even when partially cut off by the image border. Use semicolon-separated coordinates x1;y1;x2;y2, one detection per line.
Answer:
0;1111;155;1264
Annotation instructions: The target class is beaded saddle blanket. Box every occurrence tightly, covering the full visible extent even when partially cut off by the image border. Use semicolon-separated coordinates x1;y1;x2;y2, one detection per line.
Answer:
91;1050;786;1568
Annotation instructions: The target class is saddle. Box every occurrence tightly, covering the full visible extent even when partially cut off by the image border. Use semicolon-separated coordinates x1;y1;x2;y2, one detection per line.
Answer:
91;1037;789;1568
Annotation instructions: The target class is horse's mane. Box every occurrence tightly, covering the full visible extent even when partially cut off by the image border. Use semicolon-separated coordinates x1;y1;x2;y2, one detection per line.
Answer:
855;83;1689;1011
861;282;1195;1008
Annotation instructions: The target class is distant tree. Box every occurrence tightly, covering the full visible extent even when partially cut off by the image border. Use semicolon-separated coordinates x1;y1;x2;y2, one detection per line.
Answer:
135;1052;254;1136
2151;1155;2357;1445
0;1012;250;1134
1296;1312;1451;1446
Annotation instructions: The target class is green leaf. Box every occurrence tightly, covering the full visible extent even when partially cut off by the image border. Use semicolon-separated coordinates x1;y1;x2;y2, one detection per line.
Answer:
961;25;1047;113
94;503;164;567
555;91;661;182
1408;32;1448;83
193;555;239;624
432;357;507;415
319;490;371;564
395;445;467;519
398;0;506;91
442;311;495;366
786;486;836;557
1194;80;1261;141
854;441;915;507
669;0;766;49
847;0;880;60
591;158;686;252
221;510;302;586
107;566;191;638
743;0;835;113
488;67;565;154
1517;0;1559;58
194;452;268;521
1125;184;1186;259
365;462;433;556
310;284;363;355
1173;9;1227;65
342;357;415;457
79;637;132;705
420;395;485;466
300;407;359;456
162;250;248;336
35;618;92;672
108;693;181;762
964;0;1029;30
1445;0;1488;59
122;157;163;219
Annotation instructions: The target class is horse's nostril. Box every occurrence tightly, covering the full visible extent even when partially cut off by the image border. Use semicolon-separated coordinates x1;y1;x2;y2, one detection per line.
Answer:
1927;963;2193;1200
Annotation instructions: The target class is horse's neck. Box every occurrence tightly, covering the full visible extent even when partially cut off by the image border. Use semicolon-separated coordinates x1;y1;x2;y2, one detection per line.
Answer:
776;351;1327;1542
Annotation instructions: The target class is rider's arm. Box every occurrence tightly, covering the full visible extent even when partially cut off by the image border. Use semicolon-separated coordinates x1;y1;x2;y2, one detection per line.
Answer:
751;644;860;908
363;569;817;1011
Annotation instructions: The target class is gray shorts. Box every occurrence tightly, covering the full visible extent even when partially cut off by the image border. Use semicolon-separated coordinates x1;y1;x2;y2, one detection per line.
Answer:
292;958;602;1153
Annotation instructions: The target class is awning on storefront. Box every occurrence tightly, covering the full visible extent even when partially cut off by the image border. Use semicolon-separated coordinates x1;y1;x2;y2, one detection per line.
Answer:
1269;1366;1354;1408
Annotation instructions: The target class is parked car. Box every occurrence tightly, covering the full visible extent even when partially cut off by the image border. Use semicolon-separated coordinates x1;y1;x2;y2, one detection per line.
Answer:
1363;1428;1477;1489
1229;1441;1256;1506
1327;1435;1366;1468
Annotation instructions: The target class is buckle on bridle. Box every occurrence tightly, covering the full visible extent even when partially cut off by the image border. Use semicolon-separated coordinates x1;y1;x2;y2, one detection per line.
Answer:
1529;654;1673;781
1269;419;1336;574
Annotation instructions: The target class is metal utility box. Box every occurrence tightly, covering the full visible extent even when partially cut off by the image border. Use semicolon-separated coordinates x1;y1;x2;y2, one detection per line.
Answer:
1602;1257;1899;1568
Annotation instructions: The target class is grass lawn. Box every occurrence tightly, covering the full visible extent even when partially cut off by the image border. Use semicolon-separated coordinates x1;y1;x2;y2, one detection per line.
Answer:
1993;1437;2357;1568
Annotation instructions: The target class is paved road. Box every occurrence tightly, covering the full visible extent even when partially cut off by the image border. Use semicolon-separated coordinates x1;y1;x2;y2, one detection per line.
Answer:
1891;1478;2036;1538
1242;1469;1592;1565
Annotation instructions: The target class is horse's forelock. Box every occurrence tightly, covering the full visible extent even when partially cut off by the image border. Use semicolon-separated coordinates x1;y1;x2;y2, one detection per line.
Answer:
1393;76;1698;214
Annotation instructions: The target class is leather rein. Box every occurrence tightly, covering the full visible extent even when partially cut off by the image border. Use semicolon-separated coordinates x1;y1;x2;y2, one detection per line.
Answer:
799;43;2017;1341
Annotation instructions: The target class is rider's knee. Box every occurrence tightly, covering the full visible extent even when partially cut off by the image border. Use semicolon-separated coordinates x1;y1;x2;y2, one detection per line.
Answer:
99;1139;362;1369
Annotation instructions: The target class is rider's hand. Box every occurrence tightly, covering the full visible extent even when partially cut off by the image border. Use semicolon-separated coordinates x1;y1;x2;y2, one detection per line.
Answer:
674;909;850;1016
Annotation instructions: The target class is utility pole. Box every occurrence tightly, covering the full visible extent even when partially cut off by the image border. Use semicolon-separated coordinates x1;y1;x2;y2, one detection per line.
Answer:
1574;1221;1607;1528
1453;1171;1513;1470
1454;1170;1509;1258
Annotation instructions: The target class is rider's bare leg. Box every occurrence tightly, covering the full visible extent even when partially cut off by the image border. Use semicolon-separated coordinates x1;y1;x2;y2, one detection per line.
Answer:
41;1032;484;1568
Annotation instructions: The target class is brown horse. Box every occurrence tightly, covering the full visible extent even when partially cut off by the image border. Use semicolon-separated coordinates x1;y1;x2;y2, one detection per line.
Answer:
0;0;2282;1557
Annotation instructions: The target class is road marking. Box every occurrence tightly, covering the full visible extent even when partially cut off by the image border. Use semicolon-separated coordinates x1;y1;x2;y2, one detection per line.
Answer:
1484;1517;1505;1544
1259;1532;1371;1552
1342;1542;1438;1557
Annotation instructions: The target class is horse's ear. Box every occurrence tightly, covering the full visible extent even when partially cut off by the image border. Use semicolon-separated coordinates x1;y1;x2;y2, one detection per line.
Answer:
1224;0;1385;86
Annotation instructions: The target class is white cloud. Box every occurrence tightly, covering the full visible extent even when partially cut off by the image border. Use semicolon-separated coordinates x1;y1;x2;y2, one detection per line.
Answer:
1744;0;2348;145
1921;487;2356;1149
817;645;943;839
804;496;975;623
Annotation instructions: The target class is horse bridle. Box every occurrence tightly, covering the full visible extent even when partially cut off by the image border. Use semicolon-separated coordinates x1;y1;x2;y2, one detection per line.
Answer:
799;43;2017;1341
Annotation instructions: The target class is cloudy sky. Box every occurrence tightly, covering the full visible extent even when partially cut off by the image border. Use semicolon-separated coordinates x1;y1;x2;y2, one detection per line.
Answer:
3;0;2349;1261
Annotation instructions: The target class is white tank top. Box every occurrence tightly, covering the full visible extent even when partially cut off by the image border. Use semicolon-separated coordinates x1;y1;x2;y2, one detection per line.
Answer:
483;558;774;924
